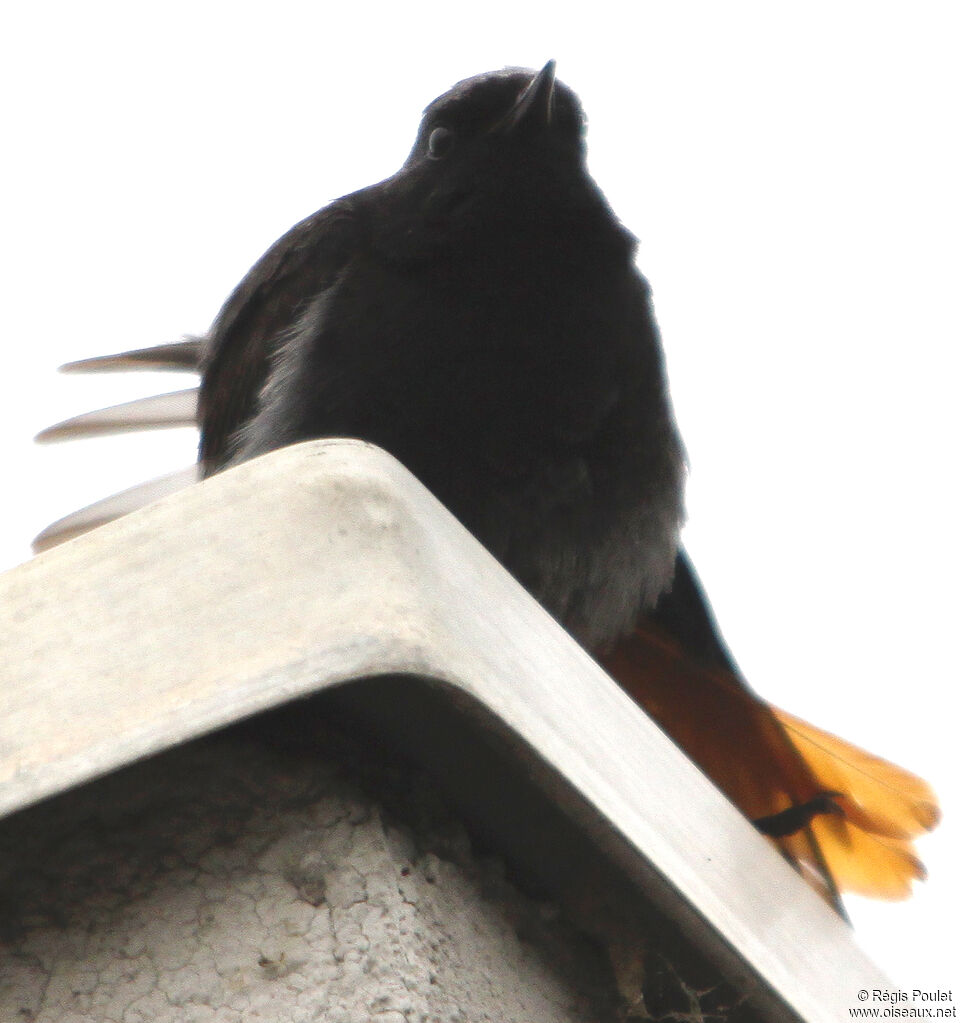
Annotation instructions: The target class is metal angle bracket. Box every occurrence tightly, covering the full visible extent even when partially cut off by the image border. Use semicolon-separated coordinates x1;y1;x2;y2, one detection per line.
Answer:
0;439;891;1021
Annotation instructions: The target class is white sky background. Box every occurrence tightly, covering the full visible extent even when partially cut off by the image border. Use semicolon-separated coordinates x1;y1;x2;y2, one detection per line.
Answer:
2;0;958;1000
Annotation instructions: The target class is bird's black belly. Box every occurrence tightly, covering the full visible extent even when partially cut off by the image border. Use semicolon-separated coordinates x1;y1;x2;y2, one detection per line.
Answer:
237;252;684;648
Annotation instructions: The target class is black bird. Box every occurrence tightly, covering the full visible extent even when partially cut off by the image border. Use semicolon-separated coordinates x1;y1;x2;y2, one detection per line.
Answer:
200;62;683;650
36;63;937;907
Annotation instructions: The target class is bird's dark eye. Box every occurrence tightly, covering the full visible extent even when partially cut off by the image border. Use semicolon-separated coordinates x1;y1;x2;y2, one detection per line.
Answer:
427;126;455;160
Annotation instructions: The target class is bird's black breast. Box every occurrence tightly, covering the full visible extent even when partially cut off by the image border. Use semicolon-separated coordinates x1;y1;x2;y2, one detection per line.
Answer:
234;231;684;648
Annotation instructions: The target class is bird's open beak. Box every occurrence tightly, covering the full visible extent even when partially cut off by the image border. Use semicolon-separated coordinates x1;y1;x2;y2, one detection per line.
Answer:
497;60;556;134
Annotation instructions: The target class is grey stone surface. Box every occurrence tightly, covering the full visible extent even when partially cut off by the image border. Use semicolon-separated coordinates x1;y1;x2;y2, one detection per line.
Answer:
0;719;620;1023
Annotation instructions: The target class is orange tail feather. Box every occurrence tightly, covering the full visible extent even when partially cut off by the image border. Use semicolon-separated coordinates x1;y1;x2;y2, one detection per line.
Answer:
600;622;939;903
773;708;938;899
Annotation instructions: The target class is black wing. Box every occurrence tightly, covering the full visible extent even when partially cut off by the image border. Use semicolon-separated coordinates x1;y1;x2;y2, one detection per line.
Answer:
199;197;364;474
649;548;739;676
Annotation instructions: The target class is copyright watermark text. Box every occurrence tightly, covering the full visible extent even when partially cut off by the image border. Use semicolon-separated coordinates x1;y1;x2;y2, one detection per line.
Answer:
850;990;955;1018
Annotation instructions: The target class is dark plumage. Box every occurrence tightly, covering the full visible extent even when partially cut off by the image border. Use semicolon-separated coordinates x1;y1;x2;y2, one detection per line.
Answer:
198;63;684;648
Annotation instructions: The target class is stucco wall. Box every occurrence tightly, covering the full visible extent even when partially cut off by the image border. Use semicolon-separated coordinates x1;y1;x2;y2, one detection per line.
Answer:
0;710;624;1022
0;687;774;1023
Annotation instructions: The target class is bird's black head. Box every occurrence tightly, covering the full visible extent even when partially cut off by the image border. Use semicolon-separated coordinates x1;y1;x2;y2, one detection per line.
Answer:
407;61;585;168
371;63;624;264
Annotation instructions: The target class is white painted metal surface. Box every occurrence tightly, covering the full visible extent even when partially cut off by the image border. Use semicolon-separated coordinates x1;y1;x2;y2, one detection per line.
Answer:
0;438;892;1022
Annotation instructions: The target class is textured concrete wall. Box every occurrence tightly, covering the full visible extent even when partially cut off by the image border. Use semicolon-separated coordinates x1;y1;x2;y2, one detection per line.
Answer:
0;710;622;1023
0;685;781;1023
